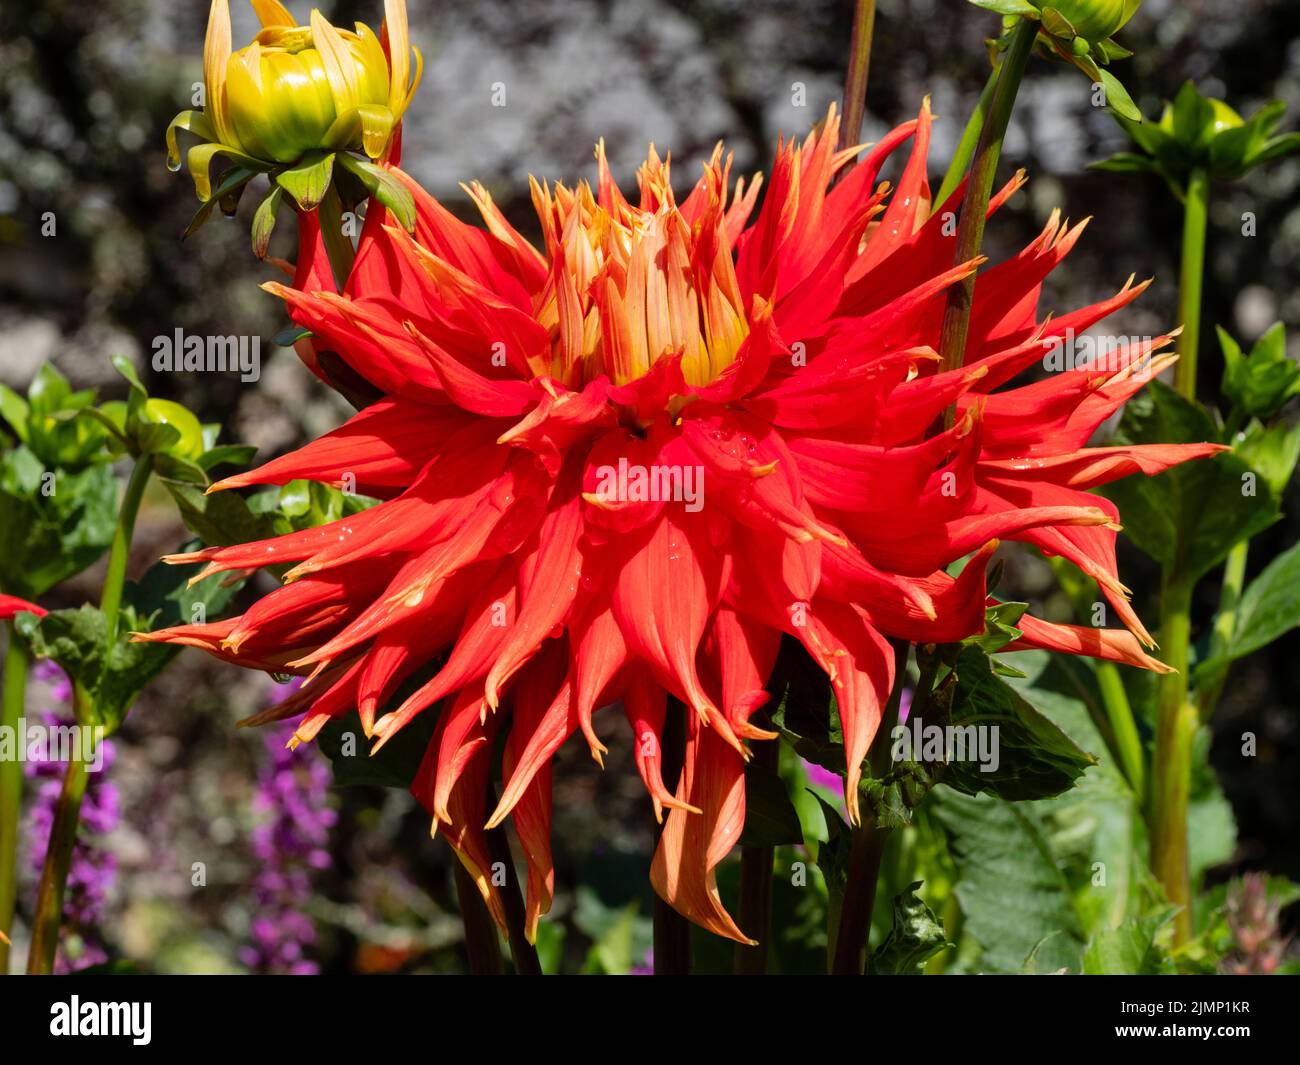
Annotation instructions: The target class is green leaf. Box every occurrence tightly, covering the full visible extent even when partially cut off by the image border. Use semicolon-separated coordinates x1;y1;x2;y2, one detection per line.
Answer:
1195;539;1300;681
866;881;951;974
161;479;287;550
1220;323;1300;421
967;0;1039;15
1095;37;1133;62
317;708;434;789
274;150;336;212
1104;379;1279;580
196;444;259;473
15;563;240;732
1170;80;1215;147
933;788;1085;973
1040;8;1077;38
934;646;1095;801
1099;68;1141;122
0;455;117;598
1089;151;1158;174
184;167;258;238
1247;131;1300;168
739;759;804;848
272;324;313;348
1233;419;1300;500
0;383;30;442
1004;650;1148;932
1082;910;1177;974
811;794;853;896
963;599;1027;655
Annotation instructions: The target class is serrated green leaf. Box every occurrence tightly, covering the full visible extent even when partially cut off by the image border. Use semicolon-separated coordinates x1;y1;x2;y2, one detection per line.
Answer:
866;881;951;974
933;788;1085;973
15;564;240;732
0;456;117;598
930;646;1095;801
1083;910;1177;974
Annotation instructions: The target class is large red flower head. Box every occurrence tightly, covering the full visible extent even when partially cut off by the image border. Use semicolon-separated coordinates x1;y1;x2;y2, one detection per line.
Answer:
143;102;1220;942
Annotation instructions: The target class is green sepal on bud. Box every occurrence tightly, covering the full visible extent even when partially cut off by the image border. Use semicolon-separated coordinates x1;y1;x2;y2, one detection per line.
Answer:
1095;81;1300;193
969;0;1143;121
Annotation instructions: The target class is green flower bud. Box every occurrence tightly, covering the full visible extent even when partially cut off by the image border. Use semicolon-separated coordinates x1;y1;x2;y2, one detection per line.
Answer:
1032;0;1141;43
139;399;205;461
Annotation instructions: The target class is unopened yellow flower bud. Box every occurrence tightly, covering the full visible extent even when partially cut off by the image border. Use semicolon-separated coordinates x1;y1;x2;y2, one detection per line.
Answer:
168;0;422;199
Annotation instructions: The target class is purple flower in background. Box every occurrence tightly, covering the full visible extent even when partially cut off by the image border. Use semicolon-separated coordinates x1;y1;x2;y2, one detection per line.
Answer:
24;660;118;973
238;678;337;975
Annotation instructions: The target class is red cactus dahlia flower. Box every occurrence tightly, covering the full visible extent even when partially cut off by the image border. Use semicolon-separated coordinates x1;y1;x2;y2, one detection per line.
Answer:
142;101;1220;942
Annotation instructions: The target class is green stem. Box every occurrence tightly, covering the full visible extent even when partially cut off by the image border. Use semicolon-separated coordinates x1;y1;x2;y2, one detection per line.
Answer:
0;627;28;973
830;644;910;975
1197;540;1248;720
936;18;1036;380
453;861;504;975
933;66;1000;213
26;736;91;974
830;821;891;975
1147;168;1211;948
837;0;878;153
100;456;153;643
1149;574;1195;946
1095;660;1145;805
484;785;542;976
27;455;151;973
1174;167;1210;399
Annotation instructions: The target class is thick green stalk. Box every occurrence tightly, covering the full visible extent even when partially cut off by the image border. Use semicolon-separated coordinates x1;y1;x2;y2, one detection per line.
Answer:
936;18;1036;380
1148;169;1211;947
932;66;1000;213
0;628;28;973
99;456;153;643
837;0;878;152
1174;168;1210;399
26;736;90;974
28;456;151;972
1149;575;1195;946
